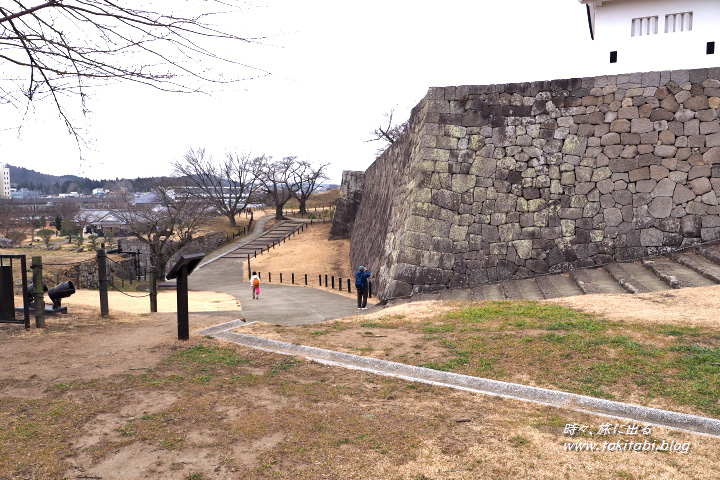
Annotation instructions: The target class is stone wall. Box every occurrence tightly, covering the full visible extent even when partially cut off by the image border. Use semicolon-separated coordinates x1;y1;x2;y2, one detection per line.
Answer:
349;67;720;300
329;171;365;240
120;231;229;279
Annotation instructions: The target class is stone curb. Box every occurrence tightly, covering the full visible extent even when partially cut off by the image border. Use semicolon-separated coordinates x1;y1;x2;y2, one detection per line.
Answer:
205;328;720;438
197;319;251;336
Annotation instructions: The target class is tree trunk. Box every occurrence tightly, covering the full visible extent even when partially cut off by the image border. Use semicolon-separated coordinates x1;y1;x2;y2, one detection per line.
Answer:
299;198;307;214
227;213;237;227
275;205;284;220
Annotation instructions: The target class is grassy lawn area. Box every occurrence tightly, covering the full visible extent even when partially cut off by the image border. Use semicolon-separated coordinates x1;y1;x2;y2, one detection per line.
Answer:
241;300;720;418
2;299;720;478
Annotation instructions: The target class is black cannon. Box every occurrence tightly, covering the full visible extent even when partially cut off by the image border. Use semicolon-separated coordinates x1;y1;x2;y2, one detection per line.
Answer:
25;281;75;314
48;281;75;309
25;282;48;305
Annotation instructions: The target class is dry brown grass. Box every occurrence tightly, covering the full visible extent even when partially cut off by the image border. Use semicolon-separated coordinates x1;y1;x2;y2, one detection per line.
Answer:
284;188;340;210
247;222;355;297
1;308;718;479
551;285;720;329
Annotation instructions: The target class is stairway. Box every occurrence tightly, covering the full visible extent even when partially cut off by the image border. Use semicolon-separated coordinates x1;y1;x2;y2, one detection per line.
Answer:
387;244;720;305
220;220;307;261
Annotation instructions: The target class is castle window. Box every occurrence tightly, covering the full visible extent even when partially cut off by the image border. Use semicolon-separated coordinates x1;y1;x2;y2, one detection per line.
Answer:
631;16;658;36
708;42;716;55
665;12;693;33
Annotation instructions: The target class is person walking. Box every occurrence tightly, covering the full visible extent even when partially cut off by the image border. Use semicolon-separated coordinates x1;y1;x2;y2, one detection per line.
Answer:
355;266;371;310
250;271;261;300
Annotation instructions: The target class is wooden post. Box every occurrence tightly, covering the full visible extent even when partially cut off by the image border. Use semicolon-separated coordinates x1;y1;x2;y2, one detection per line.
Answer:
268;272;271;283
247;254;251;280
177;264;189;340
347;279;351;292
19;256;30;329
291;273;294;284
369;281;373;298
325;274;328;287
305;274;308;286
339;277;342;290
96;249;109;317
331;276;335;289
318;274;321;285
32;256;44;328
280;272;283;283
149;266;158;313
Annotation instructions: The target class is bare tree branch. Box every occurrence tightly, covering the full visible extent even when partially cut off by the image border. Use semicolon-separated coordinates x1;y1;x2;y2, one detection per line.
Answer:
366;106;408;155
255;155;298;220
0;1;269;137
111;180;207;275
172;147;260;227
289;160;329;215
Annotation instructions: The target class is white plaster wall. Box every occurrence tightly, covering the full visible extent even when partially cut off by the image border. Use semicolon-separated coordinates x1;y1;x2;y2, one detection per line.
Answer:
589;0;720;72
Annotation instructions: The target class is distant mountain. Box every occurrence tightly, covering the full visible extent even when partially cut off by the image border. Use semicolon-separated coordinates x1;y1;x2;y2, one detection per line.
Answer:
7;165;86;188
5;164;166;195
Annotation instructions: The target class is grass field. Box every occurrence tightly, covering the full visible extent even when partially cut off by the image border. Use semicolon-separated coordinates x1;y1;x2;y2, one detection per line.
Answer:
2;301;719;479
241;300;720;419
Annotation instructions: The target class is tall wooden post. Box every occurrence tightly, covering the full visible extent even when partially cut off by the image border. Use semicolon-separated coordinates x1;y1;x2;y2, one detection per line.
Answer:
31;256;45;328
20;255;30;329
97;248;109;317
177;264;189;340
149;266;158;313
247;255;251;280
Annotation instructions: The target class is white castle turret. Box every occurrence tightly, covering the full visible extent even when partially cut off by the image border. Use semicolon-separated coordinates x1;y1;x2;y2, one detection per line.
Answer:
580;0;719;71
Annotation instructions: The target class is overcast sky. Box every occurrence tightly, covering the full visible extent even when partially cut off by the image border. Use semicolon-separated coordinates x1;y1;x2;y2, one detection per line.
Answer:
0;1;601;184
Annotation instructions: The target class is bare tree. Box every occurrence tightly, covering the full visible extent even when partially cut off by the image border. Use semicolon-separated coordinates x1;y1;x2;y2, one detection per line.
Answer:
0;1;268;137
173;148;259;227
367;106;408;155
51;199;80;231
288;160;329;215
112;182;207;276
0;198;19;237
74;208;96;238
255;155;298;220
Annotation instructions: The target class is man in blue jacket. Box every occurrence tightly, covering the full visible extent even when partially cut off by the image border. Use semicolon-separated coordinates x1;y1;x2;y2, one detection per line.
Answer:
355;265;371;309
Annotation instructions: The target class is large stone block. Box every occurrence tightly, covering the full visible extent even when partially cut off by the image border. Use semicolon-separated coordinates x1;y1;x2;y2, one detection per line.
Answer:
648;197;673;218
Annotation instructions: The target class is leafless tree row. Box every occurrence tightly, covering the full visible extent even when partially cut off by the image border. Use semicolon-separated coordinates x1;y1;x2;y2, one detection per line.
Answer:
172;149;329;222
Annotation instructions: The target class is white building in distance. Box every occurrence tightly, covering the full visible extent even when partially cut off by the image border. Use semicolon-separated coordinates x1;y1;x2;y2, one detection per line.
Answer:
580;0;719;72
1;165;10;199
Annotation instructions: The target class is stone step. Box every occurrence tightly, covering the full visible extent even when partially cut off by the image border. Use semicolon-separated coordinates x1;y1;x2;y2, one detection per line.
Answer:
698;245;720;266
438;288;472;301
471;283;506;301
671;253;720;284
412;292;442;302
502;278;545;300
535;274;585;299
604;262;671;293
570;268;627;295
641;259;716;289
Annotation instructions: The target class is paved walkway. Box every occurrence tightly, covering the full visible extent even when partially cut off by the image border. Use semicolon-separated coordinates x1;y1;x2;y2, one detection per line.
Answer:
189;242;377;325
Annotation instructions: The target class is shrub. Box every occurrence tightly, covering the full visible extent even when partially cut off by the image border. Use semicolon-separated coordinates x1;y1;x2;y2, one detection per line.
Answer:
36;228;55;247
7;231;26;246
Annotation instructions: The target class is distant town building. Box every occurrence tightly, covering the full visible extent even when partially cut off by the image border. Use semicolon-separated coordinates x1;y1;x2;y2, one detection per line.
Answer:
1;165;10;199
92;188;106;196
580;0;719;71
10;188;40;200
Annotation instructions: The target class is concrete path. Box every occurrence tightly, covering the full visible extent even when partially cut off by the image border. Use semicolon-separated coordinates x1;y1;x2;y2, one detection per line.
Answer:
197;320;720;438
189;245;378;325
